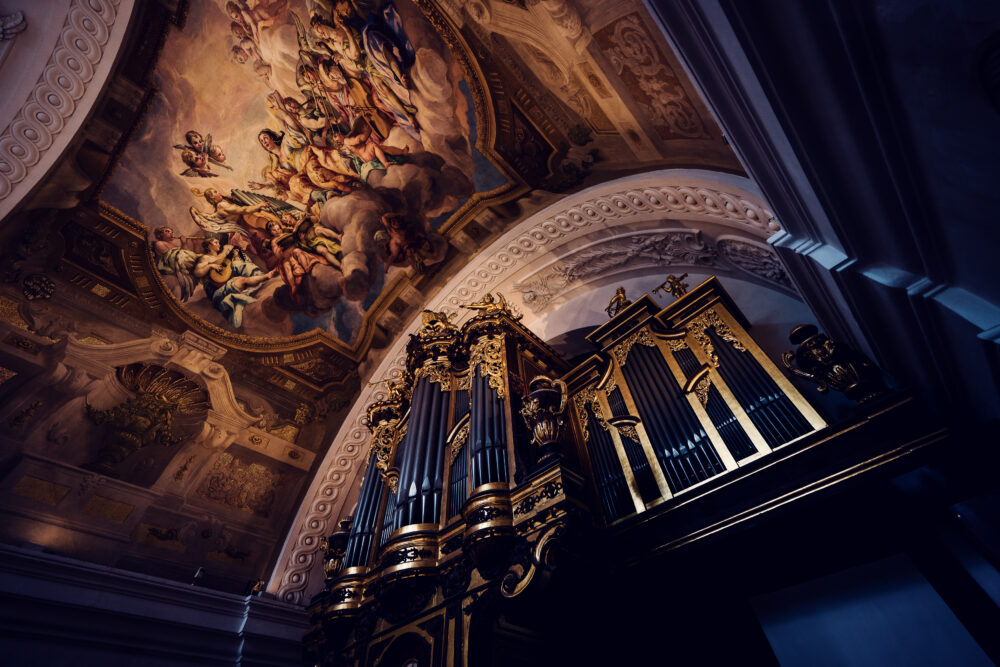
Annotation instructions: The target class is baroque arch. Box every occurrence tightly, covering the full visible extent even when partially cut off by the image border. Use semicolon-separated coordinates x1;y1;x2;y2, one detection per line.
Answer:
270;168;805;603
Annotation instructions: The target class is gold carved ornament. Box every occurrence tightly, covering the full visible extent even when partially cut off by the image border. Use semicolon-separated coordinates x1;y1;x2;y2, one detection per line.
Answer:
605;287;631;318
449;422;470;463
652;273;690;299
685;308;746;367
612;327;657;367
664;337;688;351
693;374;712;407
369;418;407;493
413;358;453;390
618;424;640;442
467;335;507;399
572;384;611;443
461;292;522;321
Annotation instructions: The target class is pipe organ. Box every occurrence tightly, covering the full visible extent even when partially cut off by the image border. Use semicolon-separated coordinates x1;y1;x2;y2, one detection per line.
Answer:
309;278;832;665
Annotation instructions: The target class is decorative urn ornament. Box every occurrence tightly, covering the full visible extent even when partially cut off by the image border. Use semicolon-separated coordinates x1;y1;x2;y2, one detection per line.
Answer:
520;375;569;462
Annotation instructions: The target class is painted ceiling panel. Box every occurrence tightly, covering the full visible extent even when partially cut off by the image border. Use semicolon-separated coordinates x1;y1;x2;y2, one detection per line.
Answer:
0;0;750;595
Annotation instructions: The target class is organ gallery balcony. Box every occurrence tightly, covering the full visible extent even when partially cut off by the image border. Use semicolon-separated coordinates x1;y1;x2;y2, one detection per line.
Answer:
306;277;945;666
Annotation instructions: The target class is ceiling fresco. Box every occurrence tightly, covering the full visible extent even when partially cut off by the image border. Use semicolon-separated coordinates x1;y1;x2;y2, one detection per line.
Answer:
0;0;746;595
98;0;741;349
102;0;507;342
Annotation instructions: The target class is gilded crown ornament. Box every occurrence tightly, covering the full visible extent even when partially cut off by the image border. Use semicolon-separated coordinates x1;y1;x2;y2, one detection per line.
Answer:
781;324;888;403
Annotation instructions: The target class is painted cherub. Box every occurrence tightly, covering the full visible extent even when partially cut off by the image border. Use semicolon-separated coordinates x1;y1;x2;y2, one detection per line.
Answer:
342;117;407;183
174;130;232;176
152;226;199;301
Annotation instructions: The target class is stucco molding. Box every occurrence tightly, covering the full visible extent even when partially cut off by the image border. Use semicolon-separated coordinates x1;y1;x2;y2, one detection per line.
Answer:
0;0;127;218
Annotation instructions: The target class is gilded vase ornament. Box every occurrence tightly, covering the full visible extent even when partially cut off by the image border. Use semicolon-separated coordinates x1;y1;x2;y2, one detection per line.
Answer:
781;324;888;403
519;375;569;462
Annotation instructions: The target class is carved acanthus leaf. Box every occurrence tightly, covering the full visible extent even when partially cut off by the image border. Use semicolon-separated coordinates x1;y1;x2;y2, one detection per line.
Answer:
613;328;657;367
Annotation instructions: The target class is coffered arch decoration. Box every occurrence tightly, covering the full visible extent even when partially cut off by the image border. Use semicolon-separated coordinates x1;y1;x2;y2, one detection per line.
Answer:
0;0;136;219
270;169;795;603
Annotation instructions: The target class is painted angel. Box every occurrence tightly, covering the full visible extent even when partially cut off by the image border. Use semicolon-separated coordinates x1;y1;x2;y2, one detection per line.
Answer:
188;187;269;236
152;226;199;301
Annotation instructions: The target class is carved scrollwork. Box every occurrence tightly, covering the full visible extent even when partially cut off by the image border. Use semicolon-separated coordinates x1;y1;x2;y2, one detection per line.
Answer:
513;481;564;516
612;327;657;366
692;374;711;407
572;384;610;443
466;505;506;525
448;422;469;463
686;308;746;367
468;335;506;398
380;546;433;568
500;522;566;599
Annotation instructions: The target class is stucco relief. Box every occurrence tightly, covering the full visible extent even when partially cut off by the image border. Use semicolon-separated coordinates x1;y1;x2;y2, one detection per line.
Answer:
595;12;709;140
0;0;121;205
515;230;718;312
717;237;792;287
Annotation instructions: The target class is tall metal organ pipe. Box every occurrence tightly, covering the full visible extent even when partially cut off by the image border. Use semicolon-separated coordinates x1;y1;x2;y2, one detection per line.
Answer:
343;456;386;568
393;376;450;529
469;366;508;488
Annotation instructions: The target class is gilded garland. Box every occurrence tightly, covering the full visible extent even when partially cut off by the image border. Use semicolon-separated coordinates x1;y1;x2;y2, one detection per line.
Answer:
369;418;407;493
693;374;711;407
449;422;470;462
414;358;453;390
